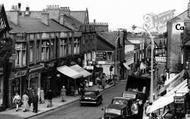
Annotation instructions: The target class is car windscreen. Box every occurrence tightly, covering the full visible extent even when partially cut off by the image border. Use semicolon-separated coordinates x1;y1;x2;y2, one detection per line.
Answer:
112;99;128;105
84;91;96;96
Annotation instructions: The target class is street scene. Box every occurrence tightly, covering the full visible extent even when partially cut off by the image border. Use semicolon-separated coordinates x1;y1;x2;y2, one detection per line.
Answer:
0;0;190;119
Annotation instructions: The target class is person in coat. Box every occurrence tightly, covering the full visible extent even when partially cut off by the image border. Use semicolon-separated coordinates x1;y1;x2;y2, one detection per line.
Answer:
13;92;21;111
46;89;53;107
27;88;33;107
61;86;66;102
22;91;29;112
32;91;38;113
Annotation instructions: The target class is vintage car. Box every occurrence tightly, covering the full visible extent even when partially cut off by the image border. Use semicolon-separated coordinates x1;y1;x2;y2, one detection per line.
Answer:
80;90;103;106
122;90;146;103
100;97;142;119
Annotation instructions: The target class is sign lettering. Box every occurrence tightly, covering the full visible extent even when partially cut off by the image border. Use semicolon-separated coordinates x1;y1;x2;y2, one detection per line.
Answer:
143;10;175;32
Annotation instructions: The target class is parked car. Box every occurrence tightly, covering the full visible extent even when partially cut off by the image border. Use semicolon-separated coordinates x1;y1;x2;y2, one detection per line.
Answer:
100;97;142;119
80;90;103;106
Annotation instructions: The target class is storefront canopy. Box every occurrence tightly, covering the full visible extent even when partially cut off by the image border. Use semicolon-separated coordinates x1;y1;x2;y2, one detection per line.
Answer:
147;79;189;113
70;64;91;78
123;63;131;70
57;65;83;79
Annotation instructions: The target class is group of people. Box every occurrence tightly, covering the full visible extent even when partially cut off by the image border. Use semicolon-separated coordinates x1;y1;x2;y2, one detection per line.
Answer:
12;89;39;113
13;87;67;112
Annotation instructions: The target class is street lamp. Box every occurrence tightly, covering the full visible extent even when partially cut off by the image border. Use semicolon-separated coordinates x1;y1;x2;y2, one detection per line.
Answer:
132;25;154;103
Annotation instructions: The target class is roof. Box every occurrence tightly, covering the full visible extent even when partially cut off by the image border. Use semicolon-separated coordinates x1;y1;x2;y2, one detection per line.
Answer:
169;10;190;22
70;10;88;24
61;14;82;31
97;31;118;47
9;16;71;33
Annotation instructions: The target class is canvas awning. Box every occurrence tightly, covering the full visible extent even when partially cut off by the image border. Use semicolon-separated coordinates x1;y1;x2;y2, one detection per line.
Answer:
147;79;189;113
123;63;131;70
57;65;83;79
70;64;91;78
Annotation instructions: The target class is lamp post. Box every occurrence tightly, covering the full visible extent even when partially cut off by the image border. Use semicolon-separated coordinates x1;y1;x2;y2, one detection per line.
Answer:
132;25;154;103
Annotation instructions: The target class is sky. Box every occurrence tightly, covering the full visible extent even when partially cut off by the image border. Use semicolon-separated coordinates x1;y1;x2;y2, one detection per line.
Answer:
0;0;189;31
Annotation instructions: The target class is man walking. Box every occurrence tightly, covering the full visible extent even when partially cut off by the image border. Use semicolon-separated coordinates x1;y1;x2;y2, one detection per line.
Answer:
32;91;38;113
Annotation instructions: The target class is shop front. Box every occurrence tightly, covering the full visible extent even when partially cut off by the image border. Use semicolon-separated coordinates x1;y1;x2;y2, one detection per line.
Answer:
57;65;83;96
147;70;189;118
28;64;44;95
70;64;92;86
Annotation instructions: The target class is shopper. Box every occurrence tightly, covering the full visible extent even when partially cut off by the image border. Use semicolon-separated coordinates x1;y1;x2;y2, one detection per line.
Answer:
61;86;66;102
32;91;38;113
22;91;29;112
13;92;21;111
46;89;53;107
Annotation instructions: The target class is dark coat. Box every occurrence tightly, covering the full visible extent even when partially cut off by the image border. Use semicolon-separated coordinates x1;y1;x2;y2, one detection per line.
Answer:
46;90;53;100
32;94;38;104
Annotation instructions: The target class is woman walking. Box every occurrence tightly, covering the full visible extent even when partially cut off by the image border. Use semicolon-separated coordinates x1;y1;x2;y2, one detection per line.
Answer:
13;92;21;111
22;91;29;112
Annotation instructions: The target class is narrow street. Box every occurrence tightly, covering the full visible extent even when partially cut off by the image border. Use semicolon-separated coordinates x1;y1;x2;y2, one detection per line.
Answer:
30;81;126;119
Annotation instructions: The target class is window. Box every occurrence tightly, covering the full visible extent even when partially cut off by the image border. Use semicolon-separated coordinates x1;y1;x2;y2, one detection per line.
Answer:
59;39;67;57
15;43;26;67
41;41;50;61
29;41;34;63
68;39;72;55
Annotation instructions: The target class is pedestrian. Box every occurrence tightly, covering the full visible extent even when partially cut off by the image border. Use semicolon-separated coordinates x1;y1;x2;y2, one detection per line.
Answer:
32;91;38;113
46;89;53;107
22;91;29;112
61;86;66;102
13;92;21;111
40;89;45;104
27;88;33;108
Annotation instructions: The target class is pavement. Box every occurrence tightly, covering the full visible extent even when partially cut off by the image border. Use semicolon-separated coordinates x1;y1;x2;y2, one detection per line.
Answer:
0;83;115;119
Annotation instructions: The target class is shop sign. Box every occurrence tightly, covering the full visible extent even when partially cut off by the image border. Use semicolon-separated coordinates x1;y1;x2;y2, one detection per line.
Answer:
143;9;175;32
29;72;39;79
14;70;27;78
174;96;184;104
47;62;54;68
29;64;44;73
155;56;166;63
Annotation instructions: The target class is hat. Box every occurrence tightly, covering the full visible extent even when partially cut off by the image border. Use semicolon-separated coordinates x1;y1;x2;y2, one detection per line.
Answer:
62;86;65;88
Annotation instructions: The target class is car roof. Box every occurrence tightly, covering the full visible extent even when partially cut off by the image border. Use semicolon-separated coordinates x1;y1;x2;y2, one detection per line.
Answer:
113;97;131;100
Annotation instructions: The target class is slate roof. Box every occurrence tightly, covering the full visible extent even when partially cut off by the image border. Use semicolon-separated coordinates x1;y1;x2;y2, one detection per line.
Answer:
62;14;82;31
9;16;71;33
97;32;118;47
97;32;135;47
70;11;88;24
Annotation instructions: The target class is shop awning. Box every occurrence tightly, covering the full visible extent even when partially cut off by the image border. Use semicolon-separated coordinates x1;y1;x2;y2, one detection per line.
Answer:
70;64;91;78
147;79;189;113
123;63;131;70
57;65;83;79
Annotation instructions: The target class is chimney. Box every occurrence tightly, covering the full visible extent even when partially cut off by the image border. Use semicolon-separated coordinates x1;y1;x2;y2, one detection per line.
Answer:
93;19;96;23
7;10;19;25
24;7;30;16
18;3;21;11
59;14;65;25
60;7;70;16
188;0;190;18
41;12;49;25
